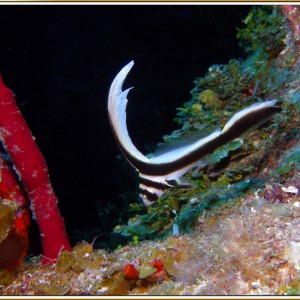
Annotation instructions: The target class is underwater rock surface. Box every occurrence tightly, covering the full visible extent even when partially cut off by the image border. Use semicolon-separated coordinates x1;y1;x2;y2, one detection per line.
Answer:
1;5;300;295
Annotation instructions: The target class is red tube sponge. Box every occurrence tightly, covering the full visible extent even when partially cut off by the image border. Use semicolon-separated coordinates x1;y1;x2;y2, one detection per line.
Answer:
0;74;71;264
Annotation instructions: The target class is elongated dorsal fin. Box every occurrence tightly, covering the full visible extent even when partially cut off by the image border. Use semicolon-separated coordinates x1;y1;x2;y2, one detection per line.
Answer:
108;61;150;169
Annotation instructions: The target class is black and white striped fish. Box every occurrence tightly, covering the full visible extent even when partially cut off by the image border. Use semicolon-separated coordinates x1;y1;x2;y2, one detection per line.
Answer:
108;61;281;206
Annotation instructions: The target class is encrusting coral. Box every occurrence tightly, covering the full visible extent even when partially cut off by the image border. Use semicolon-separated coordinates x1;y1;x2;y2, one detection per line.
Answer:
1;5;300;296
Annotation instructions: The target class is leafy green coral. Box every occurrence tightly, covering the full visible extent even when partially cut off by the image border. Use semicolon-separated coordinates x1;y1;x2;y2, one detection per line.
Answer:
237;5;286;55
173;58;251;135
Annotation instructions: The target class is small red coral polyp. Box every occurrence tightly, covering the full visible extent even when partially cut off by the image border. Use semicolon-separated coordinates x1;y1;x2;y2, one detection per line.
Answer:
145;258;167;283
152;258;164;271
124;259;140;280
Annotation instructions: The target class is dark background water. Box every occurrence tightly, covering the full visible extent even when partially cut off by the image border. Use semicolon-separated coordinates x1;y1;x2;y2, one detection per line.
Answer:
0;4;251;254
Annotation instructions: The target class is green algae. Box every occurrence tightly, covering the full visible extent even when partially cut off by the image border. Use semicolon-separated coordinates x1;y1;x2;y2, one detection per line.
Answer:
237;6;286;54
273;143;300;176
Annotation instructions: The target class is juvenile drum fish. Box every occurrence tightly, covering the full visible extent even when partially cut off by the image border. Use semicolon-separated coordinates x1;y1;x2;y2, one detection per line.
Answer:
108;61;281;206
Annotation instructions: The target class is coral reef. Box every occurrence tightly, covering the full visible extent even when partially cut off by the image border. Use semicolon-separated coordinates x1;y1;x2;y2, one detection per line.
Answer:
1;5;300;295
115;5;299;245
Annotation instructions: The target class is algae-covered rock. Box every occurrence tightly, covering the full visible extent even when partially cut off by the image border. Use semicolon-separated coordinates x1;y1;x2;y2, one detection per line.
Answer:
138;265;157;279
36;277;70;296
0;199;17;243
57;242;104;273
56;250;76;272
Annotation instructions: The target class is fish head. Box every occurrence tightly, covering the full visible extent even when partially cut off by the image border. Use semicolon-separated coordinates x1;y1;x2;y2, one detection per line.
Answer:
138;184;165;206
